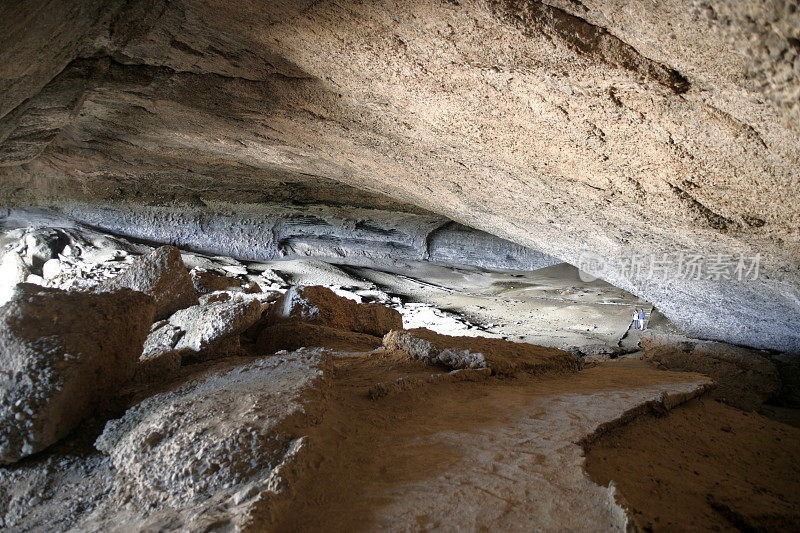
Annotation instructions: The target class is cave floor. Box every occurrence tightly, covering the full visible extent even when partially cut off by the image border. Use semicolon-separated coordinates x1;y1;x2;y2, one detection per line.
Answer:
255;355;711;532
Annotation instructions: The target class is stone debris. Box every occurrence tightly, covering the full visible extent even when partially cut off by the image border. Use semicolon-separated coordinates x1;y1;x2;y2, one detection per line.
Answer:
21;228;69;272
94;352;323;525
641;331;782;410
266;285;403;337
101;245;198;320
383;328;579;375
0;284;155;464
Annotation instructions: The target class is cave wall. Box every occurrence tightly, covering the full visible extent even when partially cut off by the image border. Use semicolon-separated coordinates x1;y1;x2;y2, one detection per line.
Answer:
0;0;798;352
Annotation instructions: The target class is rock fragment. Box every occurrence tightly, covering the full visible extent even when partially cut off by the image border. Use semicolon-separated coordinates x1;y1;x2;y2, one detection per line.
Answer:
266;285;402;337
142;298;264;368
0;284;155;464
96;352;323;519
383;328;579;375
101;245;198;320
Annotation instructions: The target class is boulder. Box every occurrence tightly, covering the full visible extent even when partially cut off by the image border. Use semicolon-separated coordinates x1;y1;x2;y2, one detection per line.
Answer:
102;245;198;320
641;332;782;411
267;286;402;337
143;298;263;366
383;328;579;376
22;228;68;272
95;352;323;517
0;283;155;464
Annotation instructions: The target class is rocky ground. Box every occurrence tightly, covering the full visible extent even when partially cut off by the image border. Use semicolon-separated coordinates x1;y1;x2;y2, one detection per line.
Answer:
0;217;798;531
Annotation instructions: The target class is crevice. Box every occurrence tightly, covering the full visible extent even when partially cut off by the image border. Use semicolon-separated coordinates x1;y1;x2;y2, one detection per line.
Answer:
668;183;736;232
488;0;690;94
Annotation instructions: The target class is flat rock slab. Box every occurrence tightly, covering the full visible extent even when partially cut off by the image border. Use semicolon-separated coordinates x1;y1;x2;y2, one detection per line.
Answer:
369;360;711;531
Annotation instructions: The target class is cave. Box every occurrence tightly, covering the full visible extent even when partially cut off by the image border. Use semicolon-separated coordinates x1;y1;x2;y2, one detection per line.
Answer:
0;1;798;531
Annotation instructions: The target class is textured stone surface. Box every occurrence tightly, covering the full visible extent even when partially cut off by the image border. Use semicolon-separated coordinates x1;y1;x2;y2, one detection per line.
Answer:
143;298;264;365
0;252;28;306
268;285;403;337
94;352;323;525
0;1;798;352
102;245;198;320
0;283;154;464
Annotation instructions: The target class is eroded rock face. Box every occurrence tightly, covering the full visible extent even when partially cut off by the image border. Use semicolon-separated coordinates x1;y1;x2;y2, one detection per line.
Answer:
267;285;403;337
101;245;198;320
0;1;798;352
0;284;154;464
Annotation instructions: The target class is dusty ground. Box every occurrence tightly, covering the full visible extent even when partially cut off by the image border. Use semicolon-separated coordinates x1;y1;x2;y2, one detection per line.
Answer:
584;397;800;532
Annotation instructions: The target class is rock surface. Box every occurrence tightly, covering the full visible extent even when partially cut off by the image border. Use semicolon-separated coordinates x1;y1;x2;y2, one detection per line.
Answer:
0;284;154;464
257;322;384;355
143;297;264;366
94;351;323;529
101;245;198;320
0;1;798;353
383;327;579;375
641;331;782;410
267;285;403;337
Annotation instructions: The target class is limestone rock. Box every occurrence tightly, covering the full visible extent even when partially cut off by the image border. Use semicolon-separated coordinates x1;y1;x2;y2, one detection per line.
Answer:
0;283;155;464
641;331;782;410
268;285;402;337
383;328;579;375
0;1;799;354
95;352;323;515
102;245;198;320
143;298;263;366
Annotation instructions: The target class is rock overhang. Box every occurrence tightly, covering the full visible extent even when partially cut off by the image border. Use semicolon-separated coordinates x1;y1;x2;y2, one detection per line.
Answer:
0;0;798;353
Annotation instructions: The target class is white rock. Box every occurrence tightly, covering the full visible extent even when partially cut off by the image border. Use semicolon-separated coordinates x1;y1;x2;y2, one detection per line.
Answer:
25;274;44;285
42;258;62;279
0;253;28;306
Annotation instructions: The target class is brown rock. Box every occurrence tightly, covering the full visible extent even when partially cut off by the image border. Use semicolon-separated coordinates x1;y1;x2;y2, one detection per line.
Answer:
383;328;579;376
102;246;198;320
0;283;155;464
267;286;402;337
